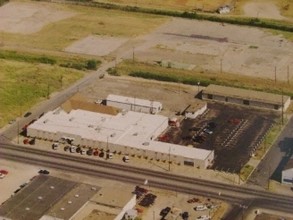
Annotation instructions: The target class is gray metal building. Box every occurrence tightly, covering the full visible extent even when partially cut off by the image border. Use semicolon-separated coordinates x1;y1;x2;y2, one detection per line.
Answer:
202;85;291;111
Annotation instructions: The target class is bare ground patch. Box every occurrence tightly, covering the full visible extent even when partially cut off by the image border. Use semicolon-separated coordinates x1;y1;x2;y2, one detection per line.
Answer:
0;2;75;34
120;18;293;81
64;35;129;56
243;1;286;20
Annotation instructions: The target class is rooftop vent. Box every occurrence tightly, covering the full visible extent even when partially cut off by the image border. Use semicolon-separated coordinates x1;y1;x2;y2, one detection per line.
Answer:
110;133;116;138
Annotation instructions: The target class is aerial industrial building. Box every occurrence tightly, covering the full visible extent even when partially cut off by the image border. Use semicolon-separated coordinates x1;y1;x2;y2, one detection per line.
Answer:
27;99;214;169
202;84;291;111
106;94;163;114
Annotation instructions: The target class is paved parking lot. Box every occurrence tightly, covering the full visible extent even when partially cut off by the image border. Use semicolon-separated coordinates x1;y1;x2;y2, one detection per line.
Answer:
162;102;279;173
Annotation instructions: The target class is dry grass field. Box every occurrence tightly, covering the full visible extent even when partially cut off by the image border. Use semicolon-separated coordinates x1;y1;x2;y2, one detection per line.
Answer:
0;59;83;127
0;1;167;51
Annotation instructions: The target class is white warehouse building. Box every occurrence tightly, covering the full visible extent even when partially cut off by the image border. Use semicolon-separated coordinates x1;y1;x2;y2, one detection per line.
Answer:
106;94;163;114
27;108;214;169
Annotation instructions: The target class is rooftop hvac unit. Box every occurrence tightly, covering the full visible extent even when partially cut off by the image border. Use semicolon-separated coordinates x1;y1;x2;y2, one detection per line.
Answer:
110;133;116;137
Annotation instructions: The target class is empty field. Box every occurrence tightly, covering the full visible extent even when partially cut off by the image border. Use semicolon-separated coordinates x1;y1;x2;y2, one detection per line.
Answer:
0;59;83;128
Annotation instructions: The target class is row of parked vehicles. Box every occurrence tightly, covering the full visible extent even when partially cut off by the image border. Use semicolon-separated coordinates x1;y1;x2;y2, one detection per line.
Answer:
52;143;130;162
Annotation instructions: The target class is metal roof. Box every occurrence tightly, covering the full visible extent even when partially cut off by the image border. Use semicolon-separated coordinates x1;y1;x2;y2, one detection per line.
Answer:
203;84;290;105
28;109;213;161
107;94;162;109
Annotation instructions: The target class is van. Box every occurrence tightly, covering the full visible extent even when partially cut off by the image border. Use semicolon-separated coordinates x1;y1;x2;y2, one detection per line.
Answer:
107;153;113;159
123;155;130;163
70;146;77;153
52;143;58;150
194;205;208;211
80;149;87;155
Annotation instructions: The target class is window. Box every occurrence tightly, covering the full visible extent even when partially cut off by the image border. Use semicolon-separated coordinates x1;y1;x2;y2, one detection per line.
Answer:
225;97;228;102
207;94;213;99
243;100;250;105
184;161;194;166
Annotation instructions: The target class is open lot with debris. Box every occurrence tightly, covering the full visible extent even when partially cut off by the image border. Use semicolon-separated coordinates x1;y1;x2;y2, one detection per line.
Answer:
162;102;279;173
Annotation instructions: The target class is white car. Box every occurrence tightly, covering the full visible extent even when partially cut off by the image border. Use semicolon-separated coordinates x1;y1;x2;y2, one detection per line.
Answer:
194;205;208;211
0;173;5;179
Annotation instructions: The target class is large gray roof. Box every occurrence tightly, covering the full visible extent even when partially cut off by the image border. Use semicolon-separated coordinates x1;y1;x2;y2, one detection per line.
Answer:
203;84;290;105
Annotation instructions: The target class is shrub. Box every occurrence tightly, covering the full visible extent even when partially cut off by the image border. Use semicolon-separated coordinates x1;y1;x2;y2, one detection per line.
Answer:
86;59;97;70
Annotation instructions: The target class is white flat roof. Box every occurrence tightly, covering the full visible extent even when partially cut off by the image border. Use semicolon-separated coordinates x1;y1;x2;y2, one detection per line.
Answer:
107;94;162;108
28;109;212;160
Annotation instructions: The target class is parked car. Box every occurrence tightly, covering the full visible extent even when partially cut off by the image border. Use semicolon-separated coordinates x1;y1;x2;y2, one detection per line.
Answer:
194;205;208;211
23;112;32;117
52;143;59;150
38;170;50;175
93;150;99;156
87;149;93;156
70;145;77;153
107;153;113;159
80;149;87;155
160;207;171;217
187;197;199;203
203;128;213;135
0;170;8;179
123;155;130;163
181;211;189;220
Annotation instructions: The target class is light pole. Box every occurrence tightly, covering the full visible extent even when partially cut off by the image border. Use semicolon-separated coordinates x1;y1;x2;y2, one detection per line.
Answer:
168;147;171;171
197;81;200;95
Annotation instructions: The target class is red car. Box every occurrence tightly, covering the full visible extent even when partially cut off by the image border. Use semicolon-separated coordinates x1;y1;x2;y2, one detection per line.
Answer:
0;170;8;175
0;170;8;179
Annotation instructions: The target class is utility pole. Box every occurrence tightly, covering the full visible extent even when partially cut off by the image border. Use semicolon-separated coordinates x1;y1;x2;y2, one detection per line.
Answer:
17;121;20;144
281;89;284;125
168;147;171;171
287;65;290;84
267;165;271;190
274;66;277;83
47;83;50;99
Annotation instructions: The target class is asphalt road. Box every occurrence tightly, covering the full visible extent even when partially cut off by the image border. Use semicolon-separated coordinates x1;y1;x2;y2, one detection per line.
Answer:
247;115;293;188
1;143;293;220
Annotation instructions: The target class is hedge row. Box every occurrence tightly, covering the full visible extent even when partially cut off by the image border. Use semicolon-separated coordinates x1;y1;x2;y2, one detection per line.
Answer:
127;70;293;97
129;71;211;86
65;0;293;32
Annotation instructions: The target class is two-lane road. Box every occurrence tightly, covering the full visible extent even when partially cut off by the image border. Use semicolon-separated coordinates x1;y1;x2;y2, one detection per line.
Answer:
1;142;293;219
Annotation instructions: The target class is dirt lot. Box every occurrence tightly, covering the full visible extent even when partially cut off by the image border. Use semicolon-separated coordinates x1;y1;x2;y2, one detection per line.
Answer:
0;1;75;34
243;2;286;20
129;18;293;81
